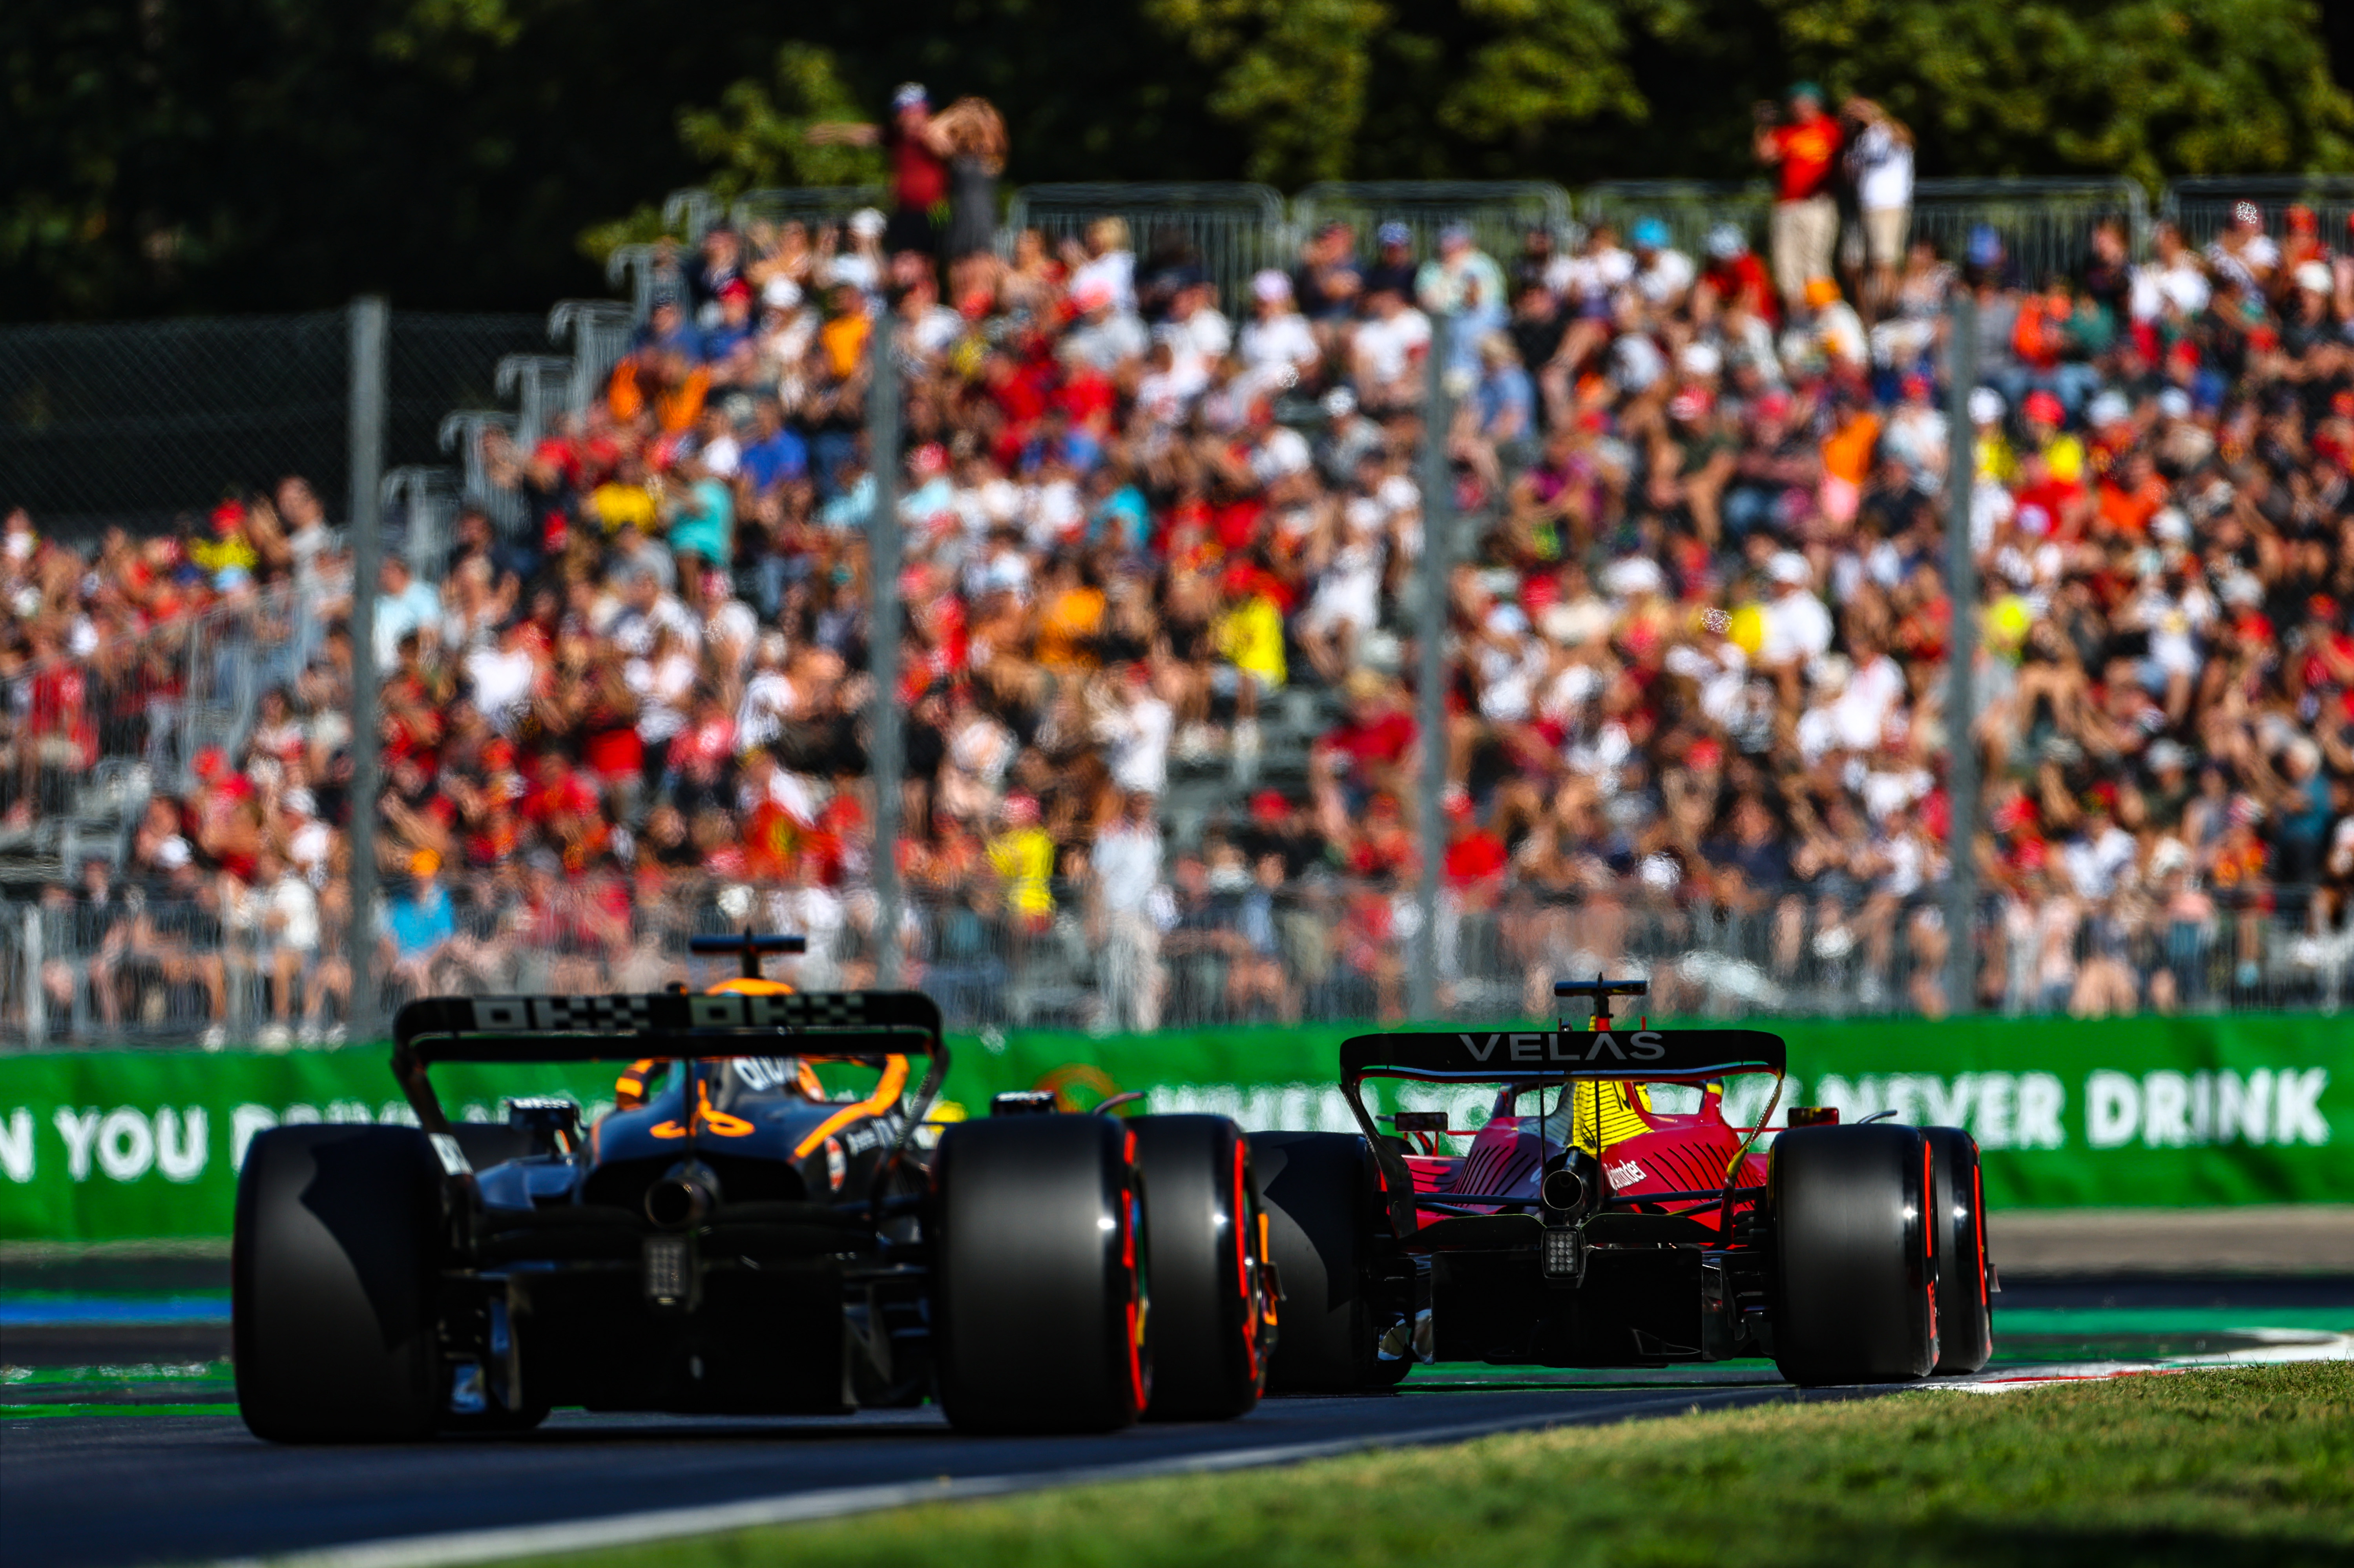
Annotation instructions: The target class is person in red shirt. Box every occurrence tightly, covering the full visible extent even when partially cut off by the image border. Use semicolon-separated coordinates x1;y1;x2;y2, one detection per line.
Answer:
1754;82;1843;312
807;84;952;260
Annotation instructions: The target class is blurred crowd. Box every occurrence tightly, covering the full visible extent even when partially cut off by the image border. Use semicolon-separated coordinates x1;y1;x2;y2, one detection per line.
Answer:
8;109;2354;1039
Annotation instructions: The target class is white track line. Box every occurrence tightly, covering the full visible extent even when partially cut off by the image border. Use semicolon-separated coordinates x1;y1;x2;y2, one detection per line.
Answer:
1931;1331;2354;1393
213;1394;1734;1568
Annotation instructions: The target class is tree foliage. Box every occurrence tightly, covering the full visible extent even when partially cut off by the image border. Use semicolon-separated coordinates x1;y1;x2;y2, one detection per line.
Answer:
2;0;2345;319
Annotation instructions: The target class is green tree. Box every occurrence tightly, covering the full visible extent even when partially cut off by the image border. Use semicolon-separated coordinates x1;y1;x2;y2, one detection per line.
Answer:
1764;0;2354;185
3;0;2348;320
579;44;884;258
1137;0;2351;186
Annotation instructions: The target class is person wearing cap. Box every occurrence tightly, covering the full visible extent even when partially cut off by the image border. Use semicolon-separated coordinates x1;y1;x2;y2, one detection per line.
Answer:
1754;80;1843;312
1362;221;1418;301
381;847;457;1003
2204;199;2279;293
1292;219;1365;326
1415;224;1508;369
1759;550;1833;676
1700;222;1779;326
1628;217;1696;309
1238;268;1321;390
806;84;953;258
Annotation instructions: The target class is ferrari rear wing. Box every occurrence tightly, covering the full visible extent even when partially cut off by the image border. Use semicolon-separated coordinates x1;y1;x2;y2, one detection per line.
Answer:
1339;1027;1784;1085
1338;1026;1785;1237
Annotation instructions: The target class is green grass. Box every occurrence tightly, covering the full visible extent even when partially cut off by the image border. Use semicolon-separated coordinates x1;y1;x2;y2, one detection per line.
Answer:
523;1364;2354;1568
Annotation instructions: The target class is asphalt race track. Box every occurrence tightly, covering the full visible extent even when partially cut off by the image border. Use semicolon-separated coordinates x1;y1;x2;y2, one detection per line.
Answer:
6;1273;2350;1568
7;1380;1858;1568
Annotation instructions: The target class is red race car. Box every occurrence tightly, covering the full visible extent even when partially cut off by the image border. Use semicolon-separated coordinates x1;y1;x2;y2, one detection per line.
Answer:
1250;978;1994;1388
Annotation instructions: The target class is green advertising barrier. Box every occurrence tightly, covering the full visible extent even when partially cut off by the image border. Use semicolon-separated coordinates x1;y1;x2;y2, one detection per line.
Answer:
1;1014;2345;1243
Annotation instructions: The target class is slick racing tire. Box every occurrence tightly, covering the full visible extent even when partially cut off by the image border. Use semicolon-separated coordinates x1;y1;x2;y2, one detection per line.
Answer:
1249;1131;1406;1393
233;1125;445;1442
1925;1126;1994;1375
931;1115;1148;1433
1770;1123;1939;1386
1131;1115;1273;1421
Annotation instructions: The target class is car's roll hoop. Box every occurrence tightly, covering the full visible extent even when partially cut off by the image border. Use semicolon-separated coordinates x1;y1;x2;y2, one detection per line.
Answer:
687;929;808;979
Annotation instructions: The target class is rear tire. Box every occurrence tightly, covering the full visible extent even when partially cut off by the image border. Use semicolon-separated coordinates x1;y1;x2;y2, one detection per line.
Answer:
1770;1124;1938;1386
1132;1116;1271;1421
233;1125;445;1442
1925;1126;1993;1375
931;1116;1147;1433
1249;1131;1401;1393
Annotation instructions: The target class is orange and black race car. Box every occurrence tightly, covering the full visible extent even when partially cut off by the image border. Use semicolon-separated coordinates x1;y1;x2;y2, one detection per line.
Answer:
230;934;1276;1439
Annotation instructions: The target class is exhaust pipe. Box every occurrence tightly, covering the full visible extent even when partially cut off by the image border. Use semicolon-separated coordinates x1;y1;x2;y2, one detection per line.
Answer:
645;1161;721;1229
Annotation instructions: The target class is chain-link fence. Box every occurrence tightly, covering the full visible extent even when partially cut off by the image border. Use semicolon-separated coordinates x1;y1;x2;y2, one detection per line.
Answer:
0;312;545;543
5;869;2348;1048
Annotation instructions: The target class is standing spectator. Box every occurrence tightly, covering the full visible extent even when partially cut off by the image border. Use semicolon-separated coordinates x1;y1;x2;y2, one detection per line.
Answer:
1755;82;1843;313
1841;97;1913;322
251;848;320;1048
1091;790;1166;1032
933;96;1009;295
807;84;953;260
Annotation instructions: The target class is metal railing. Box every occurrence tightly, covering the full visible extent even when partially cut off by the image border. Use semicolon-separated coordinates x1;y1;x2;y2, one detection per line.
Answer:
2161;175;2354;252
1002;183;1288;312
1911;177;2148;282
549;301;635;418
1582;180;1774;259
7;871;2348;1049
1294;180;1579;270
730;185;887;240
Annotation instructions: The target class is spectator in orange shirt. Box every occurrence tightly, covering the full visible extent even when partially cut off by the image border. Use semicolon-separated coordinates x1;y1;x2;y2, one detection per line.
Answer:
1755;82;1843;312
1818;390;1881;528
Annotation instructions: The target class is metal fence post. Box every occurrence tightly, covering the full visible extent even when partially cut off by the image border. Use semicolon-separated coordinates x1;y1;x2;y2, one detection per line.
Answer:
868;307;904;988
349;297;388;1046
22;907;44;1050
1943;293;1980;1017
1411;318;1454;1021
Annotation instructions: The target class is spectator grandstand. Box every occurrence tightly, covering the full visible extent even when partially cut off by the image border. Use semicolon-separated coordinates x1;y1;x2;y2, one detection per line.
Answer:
5;181;2354;1046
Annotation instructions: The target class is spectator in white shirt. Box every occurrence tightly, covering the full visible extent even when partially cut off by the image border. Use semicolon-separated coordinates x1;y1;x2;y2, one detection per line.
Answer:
1351;286;1432;412
1090;790;1167;1032
1238;270;1320;394
1096;664;1174;798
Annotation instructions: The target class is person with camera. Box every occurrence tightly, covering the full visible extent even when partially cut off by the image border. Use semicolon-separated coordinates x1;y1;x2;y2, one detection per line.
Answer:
1754;82;1843;315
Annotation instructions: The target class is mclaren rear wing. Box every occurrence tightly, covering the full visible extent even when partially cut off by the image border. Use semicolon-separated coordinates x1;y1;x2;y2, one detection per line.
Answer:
389;990;948;1206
